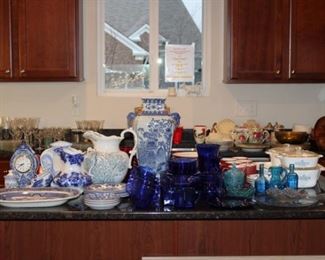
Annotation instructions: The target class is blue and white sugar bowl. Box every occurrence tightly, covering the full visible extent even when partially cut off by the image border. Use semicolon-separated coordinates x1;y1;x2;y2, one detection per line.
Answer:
4;170;19;189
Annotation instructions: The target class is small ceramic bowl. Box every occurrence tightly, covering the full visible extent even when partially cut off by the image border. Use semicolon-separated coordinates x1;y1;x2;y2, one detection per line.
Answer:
84;184;120;200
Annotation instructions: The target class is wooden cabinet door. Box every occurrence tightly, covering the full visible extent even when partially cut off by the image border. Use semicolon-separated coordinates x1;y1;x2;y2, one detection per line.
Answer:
0;0;12;79
0;160;10;187
16;0;82;81
225;0;289;83
289;0;325;81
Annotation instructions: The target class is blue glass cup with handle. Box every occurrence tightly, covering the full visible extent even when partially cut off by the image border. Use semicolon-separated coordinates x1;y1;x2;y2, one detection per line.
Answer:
268;166;287;189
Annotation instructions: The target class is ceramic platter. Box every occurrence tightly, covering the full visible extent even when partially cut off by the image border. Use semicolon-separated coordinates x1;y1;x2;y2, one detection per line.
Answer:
173;151;198;158
236;143;270;152
0;187;81;208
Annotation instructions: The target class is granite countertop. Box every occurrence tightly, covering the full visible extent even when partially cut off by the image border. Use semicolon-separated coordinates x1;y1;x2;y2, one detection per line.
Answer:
1;177;325;221
0;196;325;221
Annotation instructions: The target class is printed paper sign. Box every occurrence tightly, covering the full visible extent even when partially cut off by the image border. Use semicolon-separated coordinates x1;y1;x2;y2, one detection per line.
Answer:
165;44;195;82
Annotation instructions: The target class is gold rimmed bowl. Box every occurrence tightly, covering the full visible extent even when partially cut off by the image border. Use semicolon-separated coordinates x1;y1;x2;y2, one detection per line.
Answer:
275;129;309;144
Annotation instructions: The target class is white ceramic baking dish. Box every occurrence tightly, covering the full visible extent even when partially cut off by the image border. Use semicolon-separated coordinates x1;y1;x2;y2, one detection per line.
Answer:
275;149;323;169
293;165;324;188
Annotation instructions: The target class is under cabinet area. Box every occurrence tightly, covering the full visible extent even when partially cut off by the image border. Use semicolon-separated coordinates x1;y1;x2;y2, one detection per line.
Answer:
0;0;83;82
0;160;9;187
224;0;325;83
0;220;324;259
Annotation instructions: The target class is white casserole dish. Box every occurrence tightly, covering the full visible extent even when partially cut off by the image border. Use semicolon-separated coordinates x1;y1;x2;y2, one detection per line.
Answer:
275;148;323;169
294;166;322;188
265;144;300;166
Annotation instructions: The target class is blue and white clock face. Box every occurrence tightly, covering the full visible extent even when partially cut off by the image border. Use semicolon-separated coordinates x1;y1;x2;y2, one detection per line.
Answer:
10;142;39;187
13;154;33;173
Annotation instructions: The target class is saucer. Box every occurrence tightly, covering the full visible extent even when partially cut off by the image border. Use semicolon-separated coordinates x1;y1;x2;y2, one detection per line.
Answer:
173;151;198;158
236;143;270;152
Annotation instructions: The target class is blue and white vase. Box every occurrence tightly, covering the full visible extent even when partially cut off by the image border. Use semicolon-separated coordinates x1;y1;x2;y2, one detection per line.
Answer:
129;97;179;176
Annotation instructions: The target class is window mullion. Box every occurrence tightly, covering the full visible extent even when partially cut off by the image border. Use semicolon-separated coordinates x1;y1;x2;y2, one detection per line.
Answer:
97;0;105;95
149;0;159;92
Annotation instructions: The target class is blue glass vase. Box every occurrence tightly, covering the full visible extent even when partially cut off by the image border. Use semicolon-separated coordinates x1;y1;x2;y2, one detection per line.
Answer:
196;143;220;173
196;144;225;200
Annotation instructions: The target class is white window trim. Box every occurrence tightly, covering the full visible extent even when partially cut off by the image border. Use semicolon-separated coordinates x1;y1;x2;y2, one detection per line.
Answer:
97;0;212;97
129;24;167;43
104;23;148;57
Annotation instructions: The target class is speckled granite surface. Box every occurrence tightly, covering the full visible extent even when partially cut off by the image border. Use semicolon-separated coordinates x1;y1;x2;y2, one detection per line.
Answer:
1;187;325;220
0;196;324;220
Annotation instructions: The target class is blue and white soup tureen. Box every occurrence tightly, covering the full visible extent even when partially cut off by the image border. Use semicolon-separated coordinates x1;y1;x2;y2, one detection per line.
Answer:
40;141;92;188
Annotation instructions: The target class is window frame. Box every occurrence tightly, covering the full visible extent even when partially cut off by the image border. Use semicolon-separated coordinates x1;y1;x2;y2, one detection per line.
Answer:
97;0;212;97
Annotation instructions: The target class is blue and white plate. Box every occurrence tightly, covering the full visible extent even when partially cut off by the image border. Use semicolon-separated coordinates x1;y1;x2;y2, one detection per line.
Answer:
0;187;81;208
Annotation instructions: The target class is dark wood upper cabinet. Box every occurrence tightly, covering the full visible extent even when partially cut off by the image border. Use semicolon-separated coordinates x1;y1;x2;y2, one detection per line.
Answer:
225;0;325;83
290;0;325;80
0;0;12;79
0;0;83;82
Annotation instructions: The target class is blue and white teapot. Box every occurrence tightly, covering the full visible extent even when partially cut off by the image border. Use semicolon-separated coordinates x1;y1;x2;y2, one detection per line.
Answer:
40;141;92;188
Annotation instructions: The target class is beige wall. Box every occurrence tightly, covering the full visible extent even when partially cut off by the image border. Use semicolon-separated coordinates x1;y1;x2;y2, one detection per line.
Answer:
0;0;324;129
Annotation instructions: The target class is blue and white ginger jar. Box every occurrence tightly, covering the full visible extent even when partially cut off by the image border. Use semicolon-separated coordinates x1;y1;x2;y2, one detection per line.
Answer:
129;97;180;176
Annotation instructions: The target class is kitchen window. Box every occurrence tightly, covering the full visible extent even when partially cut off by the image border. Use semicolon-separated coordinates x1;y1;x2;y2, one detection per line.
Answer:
97;0;212;97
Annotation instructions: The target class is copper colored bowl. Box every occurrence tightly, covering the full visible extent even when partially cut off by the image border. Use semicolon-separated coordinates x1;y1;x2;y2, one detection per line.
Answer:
275;130;309;144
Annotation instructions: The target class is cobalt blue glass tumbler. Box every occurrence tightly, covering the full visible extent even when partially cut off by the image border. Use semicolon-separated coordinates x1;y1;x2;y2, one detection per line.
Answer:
196;143;220;172
168;157;197;175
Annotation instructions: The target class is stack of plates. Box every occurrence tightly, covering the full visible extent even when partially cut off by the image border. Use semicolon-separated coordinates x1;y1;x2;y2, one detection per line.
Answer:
111;183;129;198
85;183;129;198
84;196;120;210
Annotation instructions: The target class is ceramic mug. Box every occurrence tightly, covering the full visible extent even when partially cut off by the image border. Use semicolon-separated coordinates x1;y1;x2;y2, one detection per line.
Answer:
193;125;209;144
173;126;184;144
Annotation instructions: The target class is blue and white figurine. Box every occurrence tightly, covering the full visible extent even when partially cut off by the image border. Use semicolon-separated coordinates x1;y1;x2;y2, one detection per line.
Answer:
130;97;180;176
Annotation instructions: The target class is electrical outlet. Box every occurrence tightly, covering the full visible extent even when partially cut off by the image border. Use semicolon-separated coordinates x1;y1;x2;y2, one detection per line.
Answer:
235;100;257;117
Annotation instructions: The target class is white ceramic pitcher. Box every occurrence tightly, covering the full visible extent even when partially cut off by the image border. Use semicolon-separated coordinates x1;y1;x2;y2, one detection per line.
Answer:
83;129;137;184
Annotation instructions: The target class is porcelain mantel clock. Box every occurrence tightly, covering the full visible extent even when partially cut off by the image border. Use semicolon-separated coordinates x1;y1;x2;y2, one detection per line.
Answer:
10;141;39;187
